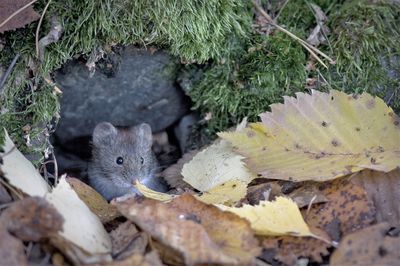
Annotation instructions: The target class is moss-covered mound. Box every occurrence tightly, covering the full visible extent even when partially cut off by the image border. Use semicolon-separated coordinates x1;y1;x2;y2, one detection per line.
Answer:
0;0;399;158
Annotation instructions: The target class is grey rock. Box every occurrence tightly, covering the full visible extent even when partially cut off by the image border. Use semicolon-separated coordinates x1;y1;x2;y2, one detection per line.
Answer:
54;47;189;143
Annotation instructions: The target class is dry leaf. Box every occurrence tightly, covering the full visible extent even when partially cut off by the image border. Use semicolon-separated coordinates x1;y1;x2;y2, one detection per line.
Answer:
0;196;63;241
262;227;331;265
0;0;40;33
110;221;148;260
219;197;314;237
351;168;400;226
0;227;27;266
100;251;164;266
114;194;261;265
136;179;247;206
67;177;120;223
45;177;112;255
220;90;400;182
1;130;50;196
330;223;400;266
287;182;328;208
162;150;197;190
0;197;63;266
306;178;376;239
0;132;112;259
182;140;256;191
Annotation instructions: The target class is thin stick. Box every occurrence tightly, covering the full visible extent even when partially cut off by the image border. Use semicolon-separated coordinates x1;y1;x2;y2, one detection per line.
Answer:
252;0;335;67
36;0;53;58
0;0;38;28
0;54;20;93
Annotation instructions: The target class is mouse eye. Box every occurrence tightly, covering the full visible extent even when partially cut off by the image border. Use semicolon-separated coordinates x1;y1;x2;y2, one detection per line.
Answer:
140;157;144;165
116;157;124;165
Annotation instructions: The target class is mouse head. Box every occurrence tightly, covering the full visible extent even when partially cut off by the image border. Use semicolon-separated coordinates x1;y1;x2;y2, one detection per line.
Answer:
91;122;157;189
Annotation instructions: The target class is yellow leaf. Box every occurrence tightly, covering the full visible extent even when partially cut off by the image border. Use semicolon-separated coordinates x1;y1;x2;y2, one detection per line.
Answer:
182;140;256;191
219;197;313;236
136;179;247;206
136;181;175;202
220;90;400;181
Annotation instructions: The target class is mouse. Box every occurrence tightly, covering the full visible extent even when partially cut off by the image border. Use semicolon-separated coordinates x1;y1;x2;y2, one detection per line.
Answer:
88;122;168;201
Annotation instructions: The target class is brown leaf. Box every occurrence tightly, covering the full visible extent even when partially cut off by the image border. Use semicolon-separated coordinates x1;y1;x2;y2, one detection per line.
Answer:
287;182;328;208
306;178;376;239
0;196;63;241
0;228;27;266
114;194;261;265
110;221;148;260
261;227;331;265
0;180;12;204
0;0;40;33
351;168;400;226
101;251;164;266
67;177;120;223
330;223;400;266
162;150;197;190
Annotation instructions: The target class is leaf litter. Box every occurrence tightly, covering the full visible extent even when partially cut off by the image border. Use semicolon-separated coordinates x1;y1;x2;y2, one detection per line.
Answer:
0;89;399;265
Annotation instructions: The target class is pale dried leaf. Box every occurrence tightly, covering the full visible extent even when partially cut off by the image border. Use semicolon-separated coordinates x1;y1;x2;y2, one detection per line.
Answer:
1;130;49;196
182;140;256;191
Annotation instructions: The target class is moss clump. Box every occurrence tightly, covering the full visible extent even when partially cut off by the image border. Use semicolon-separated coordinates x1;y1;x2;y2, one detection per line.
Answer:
187;32;308;132
185;0;400;135
0;0;251;157
324;0;400;110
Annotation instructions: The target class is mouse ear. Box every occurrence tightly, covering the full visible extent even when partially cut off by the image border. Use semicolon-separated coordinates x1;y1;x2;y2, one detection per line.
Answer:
134;123;153;148
92;122;117;146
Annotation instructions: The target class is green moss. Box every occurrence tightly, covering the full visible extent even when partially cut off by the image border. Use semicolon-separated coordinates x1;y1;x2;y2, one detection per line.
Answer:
324;0;400;110
187;32;308;133
0;0;251;158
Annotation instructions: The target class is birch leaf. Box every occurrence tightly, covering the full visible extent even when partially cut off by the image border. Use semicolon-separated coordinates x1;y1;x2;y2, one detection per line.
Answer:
182;140;256;191
136;179;247;206
219;197;313;237
220;90;400;181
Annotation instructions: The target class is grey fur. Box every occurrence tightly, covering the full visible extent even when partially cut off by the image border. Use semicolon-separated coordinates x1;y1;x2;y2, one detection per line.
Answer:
88;122;167;200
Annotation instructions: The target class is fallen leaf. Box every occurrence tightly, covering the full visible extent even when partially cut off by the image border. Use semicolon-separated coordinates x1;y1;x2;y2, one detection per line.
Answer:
287;182;328;208
220;90;400;181
0;228;27;266
114;194;261;265
219;196;314;237
0;180;12;203
136;179;247;206
182;140;256;191
0;197;62;266
110;221;149;261
0;196;63;241
1;130;50;196
306;178;376;239
162;150;197;190
196;179;248;205
45;176;112;255
67;177;120;223
262;227;331;265
330;223;400;266
0;132;112;260
351;168;400;226
0;0;40;33
100;251;164;266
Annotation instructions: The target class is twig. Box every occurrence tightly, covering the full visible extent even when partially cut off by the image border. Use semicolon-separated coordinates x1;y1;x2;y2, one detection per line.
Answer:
252;0;335;68
274;0;290;23
0;0;38;29
35;0;53;59
0;178;23;199
0;53;20;93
